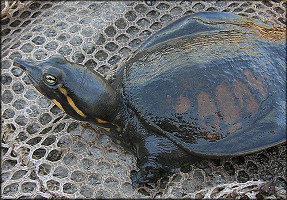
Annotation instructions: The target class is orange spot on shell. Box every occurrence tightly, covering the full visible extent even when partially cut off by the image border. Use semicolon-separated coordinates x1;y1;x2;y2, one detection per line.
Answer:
233;80;258;116
246;97;259;116
244;70;268;98
216;83;240;125
197;92;217;120
175;95;192;114
228;121;242;134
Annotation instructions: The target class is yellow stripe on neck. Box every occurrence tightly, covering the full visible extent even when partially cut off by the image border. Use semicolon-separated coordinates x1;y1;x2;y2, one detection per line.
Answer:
57;84;87;118
57;85;121;131
66;96;87;118
96;118;121;132
58;84;68;96
52;99;65;112
96;118;108;123
102;127;111;132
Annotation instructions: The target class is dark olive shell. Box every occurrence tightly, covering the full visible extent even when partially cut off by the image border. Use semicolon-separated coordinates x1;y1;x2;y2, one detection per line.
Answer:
122;12;286;156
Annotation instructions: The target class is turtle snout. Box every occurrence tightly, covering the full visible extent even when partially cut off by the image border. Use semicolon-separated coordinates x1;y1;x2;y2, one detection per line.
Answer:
13;58;40;73
13;58;43;87
13;58;29;71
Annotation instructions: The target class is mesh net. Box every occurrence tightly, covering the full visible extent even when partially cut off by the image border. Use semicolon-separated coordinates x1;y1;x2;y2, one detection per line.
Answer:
1;1;286;198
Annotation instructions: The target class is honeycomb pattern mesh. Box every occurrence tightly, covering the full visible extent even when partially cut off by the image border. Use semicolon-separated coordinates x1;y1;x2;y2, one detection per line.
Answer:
1;1;286;198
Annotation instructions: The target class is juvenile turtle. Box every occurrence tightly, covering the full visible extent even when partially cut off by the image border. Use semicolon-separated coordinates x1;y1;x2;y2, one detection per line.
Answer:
13;12;286;187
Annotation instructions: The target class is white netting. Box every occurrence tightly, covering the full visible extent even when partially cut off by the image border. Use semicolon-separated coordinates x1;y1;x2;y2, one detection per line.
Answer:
1;1;286;198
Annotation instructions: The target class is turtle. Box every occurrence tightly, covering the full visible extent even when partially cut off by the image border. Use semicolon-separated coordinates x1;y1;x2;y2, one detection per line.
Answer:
13;12;286;187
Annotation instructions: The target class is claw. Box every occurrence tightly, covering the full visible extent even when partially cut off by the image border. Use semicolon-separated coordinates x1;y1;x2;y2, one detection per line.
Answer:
131;161;165;188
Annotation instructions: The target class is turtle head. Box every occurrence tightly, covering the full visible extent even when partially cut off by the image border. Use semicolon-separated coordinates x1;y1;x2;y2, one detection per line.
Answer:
13;56;120;125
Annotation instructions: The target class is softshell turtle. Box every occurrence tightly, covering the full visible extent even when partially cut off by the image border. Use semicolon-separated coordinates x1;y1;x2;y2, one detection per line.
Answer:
13;12;286;187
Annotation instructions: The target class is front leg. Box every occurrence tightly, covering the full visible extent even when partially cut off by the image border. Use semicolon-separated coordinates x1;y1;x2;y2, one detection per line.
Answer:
131;155;166;187
131;134;195;187
121;110;198;187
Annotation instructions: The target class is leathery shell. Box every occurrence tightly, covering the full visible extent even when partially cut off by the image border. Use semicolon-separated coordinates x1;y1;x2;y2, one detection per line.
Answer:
122;12;286;156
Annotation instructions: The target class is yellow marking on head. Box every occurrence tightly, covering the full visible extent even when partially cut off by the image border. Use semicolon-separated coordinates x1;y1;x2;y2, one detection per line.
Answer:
66;96;87;118
52;99;65;112
58;84;68;96
96;118;108;124
57;84;87;118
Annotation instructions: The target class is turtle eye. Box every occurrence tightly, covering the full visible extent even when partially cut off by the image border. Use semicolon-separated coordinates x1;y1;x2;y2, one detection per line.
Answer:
44;74;57;86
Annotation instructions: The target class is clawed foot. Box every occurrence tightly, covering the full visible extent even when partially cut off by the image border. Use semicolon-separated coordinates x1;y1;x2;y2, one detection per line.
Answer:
131;162;166;188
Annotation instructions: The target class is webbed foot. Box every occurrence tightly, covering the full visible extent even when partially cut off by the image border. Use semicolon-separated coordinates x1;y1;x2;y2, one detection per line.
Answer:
131;161;166;188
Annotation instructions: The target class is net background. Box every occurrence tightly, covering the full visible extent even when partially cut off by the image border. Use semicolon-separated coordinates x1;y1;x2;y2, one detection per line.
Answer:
1;1;286;198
